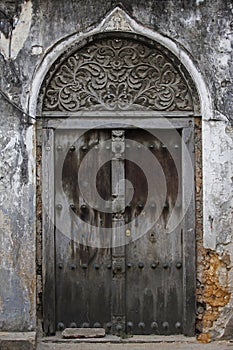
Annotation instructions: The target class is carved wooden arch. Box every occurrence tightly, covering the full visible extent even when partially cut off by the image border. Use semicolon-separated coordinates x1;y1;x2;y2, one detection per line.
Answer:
40;32;199;114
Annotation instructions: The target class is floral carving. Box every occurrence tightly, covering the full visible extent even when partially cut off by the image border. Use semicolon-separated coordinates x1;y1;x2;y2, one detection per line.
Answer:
43;38;194;112
102;9;132;32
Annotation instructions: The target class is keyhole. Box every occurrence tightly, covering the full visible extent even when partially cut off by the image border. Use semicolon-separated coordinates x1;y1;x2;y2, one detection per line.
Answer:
149;231;156;242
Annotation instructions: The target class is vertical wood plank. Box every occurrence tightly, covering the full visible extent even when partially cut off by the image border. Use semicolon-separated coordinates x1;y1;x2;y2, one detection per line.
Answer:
42;128;56;335
182;122;196;336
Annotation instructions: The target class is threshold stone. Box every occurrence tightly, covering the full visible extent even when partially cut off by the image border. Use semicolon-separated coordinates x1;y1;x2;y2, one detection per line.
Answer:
0;332;36;350
62;328;106;339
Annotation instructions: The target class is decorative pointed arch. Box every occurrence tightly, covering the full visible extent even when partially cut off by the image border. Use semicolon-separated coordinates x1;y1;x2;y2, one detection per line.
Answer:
28;6;214;118
41;33;198;113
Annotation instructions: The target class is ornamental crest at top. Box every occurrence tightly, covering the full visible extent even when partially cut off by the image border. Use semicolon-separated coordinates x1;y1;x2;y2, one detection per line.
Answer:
43;36;194;112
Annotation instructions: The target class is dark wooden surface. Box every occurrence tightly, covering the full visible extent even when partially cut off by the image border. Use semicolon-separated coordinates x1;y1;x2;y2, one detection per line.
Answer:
182;126;196;336
43;126;195;336
42;129;56;335
125;129;183;335
55;130;112;330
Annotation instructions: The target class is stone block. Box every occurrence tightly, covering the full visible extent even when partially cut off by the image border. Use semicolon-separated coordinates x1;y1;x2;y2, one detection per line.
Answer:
0;332;36;350
62;328;105;339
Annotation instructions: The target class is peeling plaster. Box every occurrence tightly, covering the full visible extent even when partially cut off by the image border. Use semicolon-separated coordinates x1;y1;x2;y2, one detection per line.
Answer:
0;209;33;330
197;246;232;341
0;1;32;59
0;94;36;330
203;120;233;250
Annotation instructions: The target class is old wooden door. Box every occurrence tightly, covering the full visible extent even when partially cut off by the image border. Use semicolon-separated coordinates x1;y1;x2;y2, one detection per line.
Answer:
124;129;183;335
44;124;194;336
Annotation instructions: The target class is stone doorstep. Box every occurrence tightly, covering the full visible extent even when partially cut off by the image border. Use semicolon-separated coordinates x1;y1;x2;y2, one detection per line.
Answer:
0;332;36;350
62;328;106;339
41;334;198;343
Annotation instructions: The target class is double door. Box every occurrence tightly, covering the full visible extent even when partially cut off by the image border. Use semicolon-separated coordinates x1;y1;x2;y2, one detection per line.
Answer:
43;126;195;336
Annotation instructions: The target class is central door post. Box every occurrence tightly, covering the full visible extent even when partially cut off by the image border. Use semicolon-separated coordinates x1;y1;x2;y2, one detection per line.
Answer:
111;130;126;334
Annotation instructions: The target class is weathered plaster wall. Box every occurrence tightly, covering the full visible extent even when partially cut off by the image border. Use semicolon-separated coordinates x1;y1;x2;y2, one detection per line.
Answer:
0;98;36;331
0;0;232;338
202;120;233;340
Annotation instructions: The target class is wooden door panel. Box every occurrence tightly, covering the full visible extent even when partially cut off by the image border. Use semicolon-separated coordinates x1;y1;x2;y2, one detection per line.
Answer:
125;129;183;335
55;129;112;330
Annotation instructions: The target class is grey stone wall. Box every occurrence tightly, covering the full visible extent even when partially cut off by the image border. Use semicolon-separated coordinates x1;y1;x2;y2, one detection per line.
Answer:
0;0;232;338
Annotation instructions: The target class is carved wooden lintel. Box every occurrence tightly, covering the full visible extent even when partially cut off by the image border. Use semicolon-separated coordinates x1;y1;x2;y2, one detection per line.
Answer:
43;37;194;112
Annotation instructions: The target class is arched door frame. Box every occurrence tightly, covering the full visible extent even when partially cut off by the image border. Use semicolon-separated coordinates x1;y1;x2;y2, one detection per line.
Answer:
31;7;209;336
29;6;212;119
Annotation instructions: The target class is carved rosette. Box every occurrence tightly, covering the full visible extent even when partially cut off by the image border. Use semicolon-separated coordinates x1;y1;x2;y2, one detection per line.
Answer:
43;37;194;112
